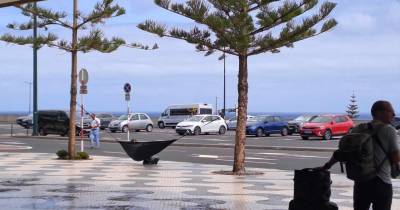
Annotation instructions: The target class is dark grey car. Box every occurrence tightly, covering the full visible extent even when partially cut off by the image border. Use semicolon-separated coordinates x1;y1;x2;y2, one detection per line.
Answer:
288;115;317;134
96;113;115;130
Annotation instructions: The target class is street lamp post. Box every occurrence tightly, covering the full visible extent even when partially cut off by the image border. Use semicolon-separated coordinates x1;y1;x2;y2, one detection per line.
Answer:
32;1;38;136
223;52;226;119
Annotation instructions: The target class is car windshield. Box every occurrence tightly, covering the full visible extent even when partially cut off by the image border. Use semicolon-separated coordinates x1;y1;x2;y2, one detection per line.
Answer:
294;115;314;122
255;116;268;122
310;116;332;123
118;115;128;120
97;114;110;118
186;116;203;122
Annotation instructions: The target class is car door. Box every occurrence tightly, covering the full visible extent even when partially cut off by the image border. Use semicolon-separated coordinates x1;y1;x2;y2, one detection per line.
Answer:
210;116;222;132
331;117;341;135
273;116;284;133
262;116;274;133
201;116;214;132
338;116;351;134
139;114;150;129
129;114;141;130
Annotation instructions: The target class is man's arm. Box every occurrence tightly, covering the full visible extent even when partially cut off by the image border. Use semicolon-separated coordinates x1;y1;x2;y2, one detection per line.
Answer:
391;151;400;163
322;155;338;170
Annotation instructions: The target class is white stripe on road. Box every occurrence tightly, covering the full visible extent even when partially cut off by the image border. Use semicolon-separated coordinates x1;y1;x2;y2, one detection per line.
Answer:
256;152;326;159
197;155;219;159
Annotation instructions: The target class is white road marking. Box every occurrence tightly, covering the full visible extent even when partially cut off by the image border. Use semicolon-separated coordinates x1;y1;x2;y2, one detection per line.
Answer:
197;155;219;159
256;152;326;159
103;151;126;155
0;141;26;145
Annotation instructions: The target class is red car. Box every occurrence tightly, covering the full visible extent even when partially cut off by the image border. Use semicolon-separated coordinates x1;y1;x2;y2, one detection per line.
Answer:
300;115;354;140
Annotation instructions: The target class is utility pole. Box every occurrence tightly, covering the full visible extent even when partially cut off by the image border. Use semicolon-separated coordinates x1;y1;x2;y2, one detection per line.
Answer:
215;96;219;115
32;1;38;136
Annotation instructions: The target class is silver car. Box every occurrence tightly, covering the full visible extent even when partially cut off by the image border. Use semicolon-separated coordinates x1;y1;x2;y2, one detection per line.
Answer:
127;113;154;132
226;115;256;130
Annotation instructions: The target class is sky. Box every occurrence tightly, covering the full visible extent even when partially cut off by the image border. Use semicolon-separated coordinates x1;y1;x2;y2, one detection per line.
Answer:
0;0;399;114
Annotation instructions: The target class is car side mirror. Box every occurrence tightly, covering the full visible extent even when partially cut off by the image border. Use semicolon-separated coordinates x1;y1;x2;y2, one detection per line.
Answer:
201;120;207;123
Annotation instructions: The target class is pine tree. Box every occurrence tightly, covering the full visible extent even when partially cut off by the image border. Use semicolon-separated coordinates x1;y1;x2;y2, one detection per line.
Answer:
1;0;156;159
139;0;337;173
346;92;359;119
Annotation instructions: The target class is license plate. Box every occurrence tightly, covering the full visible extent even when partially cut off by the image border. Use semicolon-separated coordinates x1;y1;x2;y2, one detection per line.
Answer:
304;130;312;134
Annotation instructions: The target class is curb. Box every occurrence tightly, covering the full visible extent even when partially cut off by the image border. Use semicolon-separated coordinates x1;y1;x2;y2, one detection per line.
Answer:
10;135;336;152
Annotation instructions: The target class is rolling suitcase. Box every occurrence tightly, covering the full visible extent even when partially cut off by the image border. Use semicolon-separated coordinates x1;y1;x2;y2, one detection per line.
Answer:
289;168;338;210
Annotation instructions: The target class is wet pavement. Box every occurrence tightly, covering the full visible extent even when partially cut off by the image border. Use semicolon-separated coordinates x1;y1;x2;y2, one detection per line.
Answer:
0;152;399;210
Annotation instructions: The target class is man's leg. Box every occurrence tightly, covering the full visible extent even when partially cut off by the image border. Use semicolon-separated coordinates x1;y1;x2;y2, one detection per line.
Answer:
89;131;95;148
354;181;373;210
95;130;100;148
372;178;392;210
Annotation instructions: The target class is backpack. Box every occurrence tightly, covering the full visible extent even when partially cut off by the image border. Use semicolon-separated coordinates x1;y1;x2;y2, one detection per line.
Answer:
333;123;384;182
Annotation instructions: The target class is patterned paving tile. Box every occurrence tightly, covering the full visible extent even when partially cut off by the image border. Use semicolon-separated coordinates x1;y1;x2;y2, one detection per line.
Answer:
0;152;399;210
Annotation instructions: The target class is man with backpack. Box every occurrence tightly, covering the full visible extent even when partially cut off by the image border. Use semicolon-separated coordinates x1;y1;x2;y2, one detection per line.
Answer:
321;100;400;210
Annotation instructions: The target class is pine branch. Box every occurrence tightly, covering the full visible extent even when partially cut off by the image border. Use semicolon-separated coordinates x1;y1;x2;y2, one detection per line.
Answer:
248;0;280;12
251;0;319;36
0;33;57;49
77;0;125;29
15;4;72;29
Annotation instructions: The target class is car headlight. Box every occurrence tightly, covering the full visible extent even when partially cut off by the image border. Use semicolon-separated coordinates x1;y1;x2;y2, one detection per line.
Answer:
180;125;193;128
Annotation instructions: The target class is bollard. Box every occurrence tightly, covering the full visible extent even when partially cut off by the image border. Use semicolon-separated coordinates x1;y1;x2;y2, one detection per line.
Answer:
10;123;13;136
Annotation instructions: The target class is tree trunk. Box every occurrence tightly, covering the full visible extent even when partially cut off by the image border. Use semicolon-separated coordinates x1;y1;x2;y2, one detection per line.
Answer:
232;54;248;173
68;0;78;160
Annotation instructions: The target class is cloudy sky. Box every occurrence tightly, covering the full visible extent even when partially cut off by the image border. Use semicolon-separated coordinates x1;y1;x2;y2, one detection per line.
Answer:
0;0;399;114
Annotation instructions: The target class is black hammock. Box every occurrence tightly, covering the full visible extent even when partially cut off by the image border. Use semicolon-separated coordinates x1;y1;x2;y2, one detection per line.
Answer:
118;139;178;162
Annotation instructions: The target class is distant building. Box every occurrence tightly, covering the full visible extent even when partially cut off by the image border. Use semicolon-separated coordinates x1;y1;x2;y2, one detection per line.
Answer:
0;0;42;8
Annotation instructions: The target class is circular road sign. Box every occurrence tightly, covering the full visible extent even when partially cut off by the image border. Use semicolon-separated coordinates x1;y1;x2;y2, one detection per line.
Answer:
79;68;89;85
124;83;131;93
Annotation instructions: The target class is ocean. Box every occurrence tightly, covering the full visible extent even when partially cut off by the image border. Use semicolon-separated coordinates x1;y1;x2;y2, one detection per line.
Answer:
0;111;373;121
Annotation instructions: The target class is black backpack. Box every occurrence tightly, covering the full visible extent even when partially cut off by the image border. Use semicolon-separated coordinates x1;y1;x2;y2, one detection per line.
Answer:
333;123;394;182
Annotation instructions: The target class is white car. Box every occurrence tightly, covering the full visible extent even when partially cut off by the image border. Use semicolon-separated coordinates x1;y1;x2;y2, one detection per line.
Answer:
175;115;227;135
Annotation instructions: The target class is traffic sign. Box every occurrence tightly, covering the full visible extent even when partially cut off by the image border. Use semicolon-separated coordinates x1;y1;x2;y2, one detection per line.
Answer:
124;83;131;93
80;85;87;94
125;93;130;101
79;68;89;85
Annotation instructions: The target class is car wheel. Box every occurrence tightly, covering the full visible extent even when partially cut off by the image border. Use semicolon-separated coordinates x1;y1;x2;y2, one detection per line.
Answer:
146;124;153;132
61;129;69;137
193;127;201;135
255;128;264;137
323;130;332;140
219;126;226;135
122;125;128;133
281;127;288;136
39;128;47;136
158;122;165;129
301;136;309;140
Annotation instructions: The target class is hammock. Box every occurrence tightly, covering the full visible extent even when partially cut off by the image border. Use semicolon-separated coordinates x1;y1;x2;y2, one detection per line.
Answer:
118;139;178;162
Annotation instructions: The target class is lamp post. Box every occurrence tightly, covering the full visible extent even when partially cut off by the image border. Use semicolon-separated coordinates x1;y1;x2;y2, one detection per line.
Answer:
24;81;32;114
32;1;38;136
223;52;226;119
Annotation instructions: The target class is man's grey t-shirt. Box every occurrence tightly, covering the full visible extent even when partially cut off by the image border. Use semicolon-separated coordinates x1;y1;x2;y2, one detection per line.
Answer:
353;121;399;184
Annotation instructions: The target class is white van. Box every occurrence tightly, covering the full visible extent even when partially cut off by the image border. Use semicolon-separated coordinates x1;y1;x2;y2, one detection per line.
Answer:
158;104;213;128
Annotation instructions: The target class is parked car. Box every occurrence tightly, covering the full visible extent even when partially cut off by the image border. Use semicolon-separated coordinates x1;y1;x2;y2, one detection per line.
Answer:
300;115;354;140
246;115;289;137
175;114;227;135
158;103;213;129
226;115;256;130
96;113;114;130
392;117;400;130
288;115;318;134
127;113;154;132
37;110;89;136
109;113;153;133
16;114;33;129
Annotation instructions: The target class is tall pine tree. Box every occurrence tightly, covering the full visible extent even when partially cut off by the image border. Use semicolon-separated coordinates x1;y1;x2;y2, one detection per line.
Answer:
139;0;337;173
346;92;359;119
1;0;155;159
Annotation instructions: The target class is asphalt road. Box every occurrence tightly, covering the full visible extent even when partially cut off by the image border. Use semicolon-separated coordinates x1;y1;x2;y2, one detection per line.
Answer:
0;123;344;173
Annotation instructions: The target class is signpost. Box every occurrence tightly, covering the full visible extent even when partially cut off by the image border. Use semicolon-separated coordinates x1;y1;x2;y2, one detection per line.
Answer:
124;83;131;141
79;68;88;152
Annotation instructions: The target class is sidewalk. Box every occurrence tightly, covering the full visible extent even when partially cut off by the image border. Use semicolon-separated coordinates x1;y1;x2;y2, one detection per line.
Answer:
0;152;399;210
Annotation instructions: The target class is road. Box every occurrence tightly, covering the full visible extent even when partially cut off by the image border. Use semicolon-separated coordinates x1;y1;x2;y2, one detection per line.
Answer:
0;123;345;173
